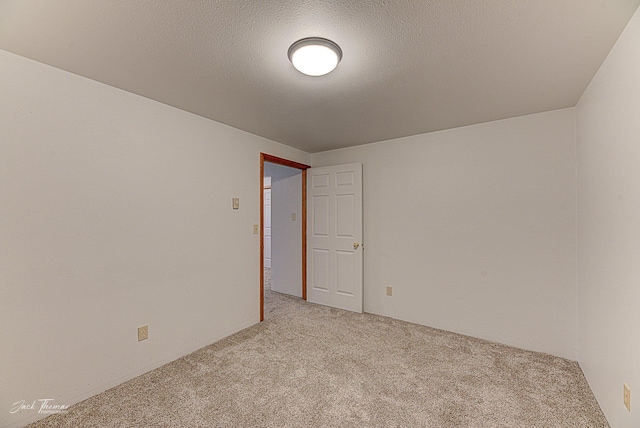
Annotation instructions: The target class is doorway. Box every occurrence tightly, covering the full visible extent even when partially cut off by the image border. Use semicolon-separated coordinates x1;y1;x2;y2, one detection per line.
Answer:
260;154;309;321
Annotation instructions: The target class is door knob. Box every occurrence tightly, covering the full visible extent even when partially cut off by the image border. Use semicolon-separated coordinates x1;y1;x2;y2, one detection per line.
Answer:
353;242;360;250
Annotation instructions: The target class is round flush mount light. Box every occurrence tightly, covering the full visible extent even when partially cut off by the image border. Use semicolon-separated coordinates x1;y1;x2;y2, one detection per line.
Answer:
288;37;342;76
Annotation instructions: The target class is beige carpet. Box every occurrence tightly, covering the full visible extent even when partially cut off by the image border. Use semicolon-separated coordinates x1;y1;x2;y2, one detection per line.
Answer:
28;289;608;427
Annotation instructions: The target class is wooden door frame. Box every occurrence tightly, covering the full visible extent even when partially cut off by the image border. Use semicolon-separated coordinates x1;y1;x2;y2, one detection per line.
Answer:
260;153;310;321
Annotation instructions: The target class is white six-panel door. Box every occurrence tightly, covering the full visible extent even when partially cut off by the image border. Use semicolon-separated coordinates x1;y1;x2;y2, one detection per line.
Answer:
263;187;271;268
307;163;363;313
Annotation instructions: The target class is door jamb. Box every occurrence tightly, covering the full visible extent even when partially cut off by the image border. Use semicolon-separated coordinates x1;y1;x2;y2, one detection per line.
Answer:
260;153;310;322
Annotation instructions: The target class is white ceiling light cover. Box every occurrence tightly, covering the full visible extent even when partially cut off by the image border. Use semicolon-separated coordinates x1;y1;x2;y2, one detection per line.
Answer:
288;37;342;76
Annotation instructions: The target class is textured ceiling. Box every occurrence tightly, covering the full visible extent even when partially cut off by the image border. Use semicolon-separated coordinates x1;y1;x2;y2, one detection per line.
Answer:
1;1;639;152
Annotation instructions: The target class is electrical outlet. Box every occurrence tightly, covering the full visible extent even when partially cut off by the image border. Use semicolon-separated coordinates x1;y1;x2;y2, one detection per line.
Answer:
138;325;149;342
386;286;393;296
232;198;240;210
624;384;631;412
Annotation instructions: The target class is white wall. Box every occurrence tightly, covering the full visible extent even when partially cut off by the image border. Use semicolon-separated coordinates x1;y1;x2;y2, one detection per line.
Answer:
312;108;578;359
0;50;309;428
576;6;640;427
265;163;302;298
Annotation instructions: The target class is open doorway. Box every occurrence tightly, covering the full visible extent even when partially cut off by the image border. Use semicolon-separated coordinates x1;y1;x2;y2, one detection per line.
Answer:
260;154;309;321
264;163;300;298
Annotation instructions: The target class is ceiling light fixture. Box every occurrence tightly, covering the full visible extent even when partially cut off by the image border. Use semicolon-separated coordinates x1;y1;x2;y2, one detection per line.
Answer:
288;37;342;76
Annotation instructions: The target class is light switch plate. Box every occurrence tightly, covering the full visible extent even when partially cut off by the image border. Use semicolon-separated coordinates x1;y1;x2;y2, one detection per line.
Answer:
232;198;240;210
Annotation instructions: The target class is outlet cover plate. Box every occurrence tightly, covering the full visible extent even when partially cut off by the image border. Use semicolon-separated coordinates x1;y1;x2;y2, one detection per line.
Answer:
624;384;631;411
138;325;149;341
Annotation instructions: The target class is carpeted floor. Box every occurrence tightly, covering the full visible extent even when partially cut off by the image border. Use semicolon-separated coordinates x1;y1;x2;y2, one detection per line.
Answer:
28;288;608;428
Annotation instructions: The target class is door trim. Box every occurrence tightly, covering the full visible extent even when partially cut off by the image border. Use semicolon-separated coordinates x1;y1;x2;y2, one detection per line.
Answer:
260;153;310;321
